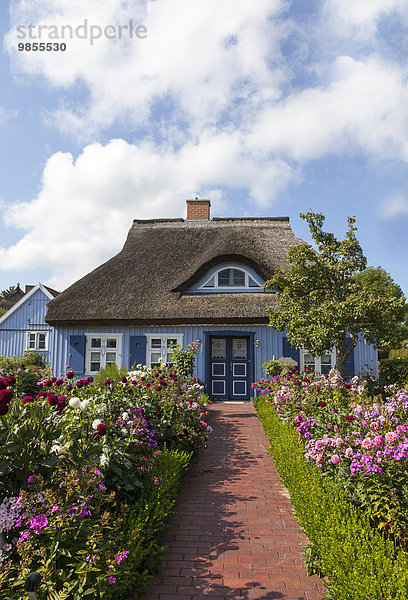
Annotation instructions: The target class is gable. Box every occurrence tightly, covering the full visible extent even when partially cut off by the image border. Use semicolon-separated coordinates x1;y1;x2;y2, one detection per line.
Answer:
0;286;55;329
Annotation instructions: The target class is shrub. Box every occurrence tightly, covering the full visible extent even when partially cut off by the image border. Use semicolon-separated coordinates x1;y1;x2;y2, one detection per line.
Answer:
255;398;408;600
379;357;408;386
262;359;284;377
171;341;199;377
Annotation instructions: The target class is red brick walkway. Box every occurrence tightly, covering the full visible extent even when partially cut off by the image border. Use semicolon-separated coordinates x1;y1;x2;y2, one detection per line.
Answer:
142;402;327;600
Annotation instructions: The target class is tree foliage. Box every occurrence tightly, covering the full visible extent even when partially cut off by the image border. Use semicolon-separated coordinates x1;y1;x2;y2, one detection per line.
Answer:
265;212;407;377
0;285;16;300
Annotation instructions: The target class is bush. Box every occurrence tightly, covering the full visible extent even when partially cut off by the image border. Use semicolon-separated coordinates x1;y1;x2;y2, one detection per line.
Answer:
262;359;284;377
255;398;408;600
379;357;408;386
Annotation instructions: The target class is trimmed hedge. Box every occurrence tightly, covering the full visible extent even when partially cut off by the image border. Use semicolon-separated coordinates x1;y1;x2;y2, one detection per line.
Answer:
254;398;408;600
379;357;408;387
123;448;191;598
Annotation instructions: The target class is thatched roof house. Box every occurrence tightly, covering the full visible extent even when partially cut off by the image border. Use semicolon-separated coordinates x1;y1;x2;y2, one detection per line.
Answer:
42;200;377;396
46;212;303;327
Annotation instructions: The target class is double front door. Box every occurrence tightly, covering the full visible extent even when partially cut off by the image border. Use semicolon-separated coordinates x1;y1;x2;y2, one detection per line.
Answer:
209;336;251;400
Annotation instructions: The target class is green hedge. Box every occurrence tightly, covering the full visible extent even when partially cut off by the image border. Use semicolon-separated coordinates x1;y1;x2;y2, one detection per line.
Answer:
254;398;408;600
121;448;191;598
379;357;408;387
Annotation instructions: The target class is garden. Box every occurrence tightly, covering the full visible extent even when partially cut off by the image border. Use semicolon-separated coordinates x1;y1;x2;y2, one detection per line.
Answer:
0;348;211;599
254;365;408;599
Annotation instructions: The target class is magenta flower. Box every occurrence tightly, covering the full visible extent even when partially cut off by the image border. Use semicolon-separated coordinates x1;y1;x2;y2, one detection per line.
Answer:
109;577;116;584
29;514;48;534
97;423;107;436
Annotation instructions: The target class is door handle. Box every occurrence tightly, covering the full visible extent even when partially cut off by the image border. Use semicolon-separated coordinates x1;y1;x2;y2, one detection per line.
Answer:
230;362;232;371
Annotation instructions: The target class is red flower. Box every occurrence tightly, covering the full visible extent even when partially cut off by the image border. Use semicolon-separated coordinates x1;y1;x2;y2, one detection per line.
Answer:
319;401;326;408
156;385;162;391
47;394;58;406
5;375;16;386
97;423;107;436
22;396;34;404
38;390;47;398
345;415;356;422
76;380;83;388
104;379;111;386
0;389;13;404
66;371;74;379
0;377;7;390
87;376;94;383
121;376;127;383
0;403;8;416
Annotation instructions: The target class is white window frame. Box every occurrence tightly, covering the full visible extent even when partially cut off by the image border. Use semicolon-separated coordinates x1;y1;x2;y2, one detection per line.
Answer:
26;331;49;352
85;333;123;374
300;346;336;375
200;266;262;290
145;334;183;368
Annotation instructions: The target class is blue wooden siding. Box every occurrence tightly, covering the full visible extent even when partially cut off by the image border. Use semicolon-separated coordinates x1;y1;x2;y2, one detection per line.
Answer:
0;288;53;361
47;325;378;385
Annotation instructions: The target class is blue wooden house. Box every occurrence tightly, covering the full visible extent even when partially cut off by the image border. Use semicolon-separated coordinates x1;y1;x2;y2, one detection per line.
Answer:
0;283;59;363
45;200;378;398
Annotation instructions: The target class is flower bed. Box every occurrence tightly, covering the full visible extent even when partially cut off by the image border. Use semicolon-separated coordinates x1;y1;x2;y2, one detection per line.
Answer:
0;363;211;599
253;369;408;598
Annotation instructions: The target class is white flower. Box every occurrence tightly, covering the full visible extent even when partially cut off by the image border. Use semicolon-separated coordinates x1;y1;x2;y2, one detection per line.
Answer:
122;411;129;421
80;399;90;410
100;454;110;467
92;419;102;430
69;397;82;409
351;375;359;385
121;428;128;436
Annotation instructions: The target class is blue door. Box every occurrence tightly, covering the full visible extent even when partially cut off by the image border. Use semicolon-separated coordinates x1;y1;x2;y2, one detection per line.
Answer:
209;336;251;400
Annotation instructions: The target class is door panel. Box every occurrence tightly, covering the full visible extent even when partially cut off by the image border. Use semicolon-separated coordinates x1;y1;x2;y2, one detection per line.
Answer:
209;336;250;400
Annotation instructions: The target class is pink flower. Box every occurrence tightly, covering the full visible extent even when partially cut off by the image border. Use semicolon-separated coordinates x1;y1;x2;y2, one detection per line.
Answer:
385;431;398;444
362;437;373;450
374;436;384;448
315;440;323;450
109;577;116;584
330;454;340;465
345;447;354;458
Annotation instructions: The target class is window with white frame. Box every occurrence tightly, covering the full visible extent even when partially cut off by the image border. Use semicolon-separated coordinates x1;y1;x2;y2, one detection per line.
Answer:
300;347;336;375
26;331;48;351
146;334;183;368
200;266;262;289
85;334;122;373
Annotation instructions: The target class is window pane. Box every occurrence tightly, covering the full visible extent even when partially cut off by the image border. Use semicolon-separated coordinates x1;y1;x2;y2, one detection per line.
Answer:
203;275;215;288
304;354;315;365
232;269;245;286
212;338;226;359
106;352;116;364
321;354;332;364
166;352;175;364
167;338;178;349
151;338;162;349
106;338;117;349
218;269;231;286
321;364;331;375
232;338;247;359
38;339;46;350
29;334;36;349
248;276;260;287
150;352;161;364
90;362;100;372
91;338;101;348
91;352;100;361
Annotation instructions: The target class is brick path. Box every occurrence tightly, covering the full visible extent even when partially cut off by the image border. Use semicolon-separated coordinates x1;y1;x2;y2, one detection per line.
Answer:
141;402;327;600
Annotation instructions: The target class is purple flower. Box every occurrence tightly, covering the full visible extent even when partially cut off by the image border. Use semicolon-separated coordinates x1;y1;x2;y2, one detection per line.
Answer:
29;514;48;534
109;576;116;584
18;531;30;542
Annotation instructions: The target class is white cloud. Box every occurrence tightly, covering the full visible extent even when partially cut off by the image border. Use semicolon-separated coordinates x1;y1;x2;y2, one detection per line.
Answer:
383;193;408;219
247;56;408;162
0;107;17;124
6;0;289;138
321;0;406;40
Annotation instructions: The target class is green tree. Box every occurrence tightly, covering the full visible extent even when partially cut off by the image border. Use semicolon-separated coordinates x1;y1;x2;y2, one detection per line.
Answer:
265;212;407;378
0;285;16;299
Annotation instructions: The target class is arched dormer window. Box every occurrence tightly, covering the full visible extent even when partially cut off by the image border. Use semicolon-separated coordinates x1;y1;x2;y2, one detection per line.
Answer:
199;266;262;290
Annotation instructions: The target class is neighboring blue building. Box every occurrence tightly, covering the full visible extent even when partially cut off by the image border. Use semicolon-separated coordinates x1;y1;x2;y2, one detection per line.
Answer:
44;200;378;398
0;283;59;363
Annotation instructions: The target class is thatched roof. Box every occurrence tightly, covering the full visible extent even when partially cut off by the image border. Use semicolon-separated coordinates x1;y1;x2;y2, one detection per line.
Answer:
0;285;25;312
45;216;304;326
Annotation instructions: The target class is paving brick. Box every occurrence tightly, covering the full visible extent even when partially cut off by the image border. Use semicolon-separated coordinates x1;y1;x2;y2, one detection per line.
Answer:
141;403;326;600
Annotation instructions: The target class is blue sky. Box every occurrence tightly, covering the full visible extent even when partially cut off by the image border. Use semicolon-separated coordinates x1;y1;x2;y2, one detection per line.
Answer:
0;0;407;294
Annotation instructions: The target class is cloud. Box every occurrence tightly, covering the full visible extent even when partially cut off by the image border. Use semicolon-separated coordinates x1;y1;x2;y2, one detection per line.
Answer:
0;137;294;289
6;0;289;139
383;193;408;219
0;107;17;124
321;0;406;40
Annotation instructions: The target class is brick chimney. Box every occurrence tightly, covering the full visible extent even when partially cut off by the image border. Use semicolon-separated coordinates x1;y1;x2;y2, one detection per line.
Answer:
186;199;211;221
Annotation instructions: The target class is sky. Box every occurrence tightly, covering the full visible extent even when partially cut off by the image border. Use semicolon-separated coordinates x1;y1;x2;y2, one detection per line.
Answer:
0;0;407;295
